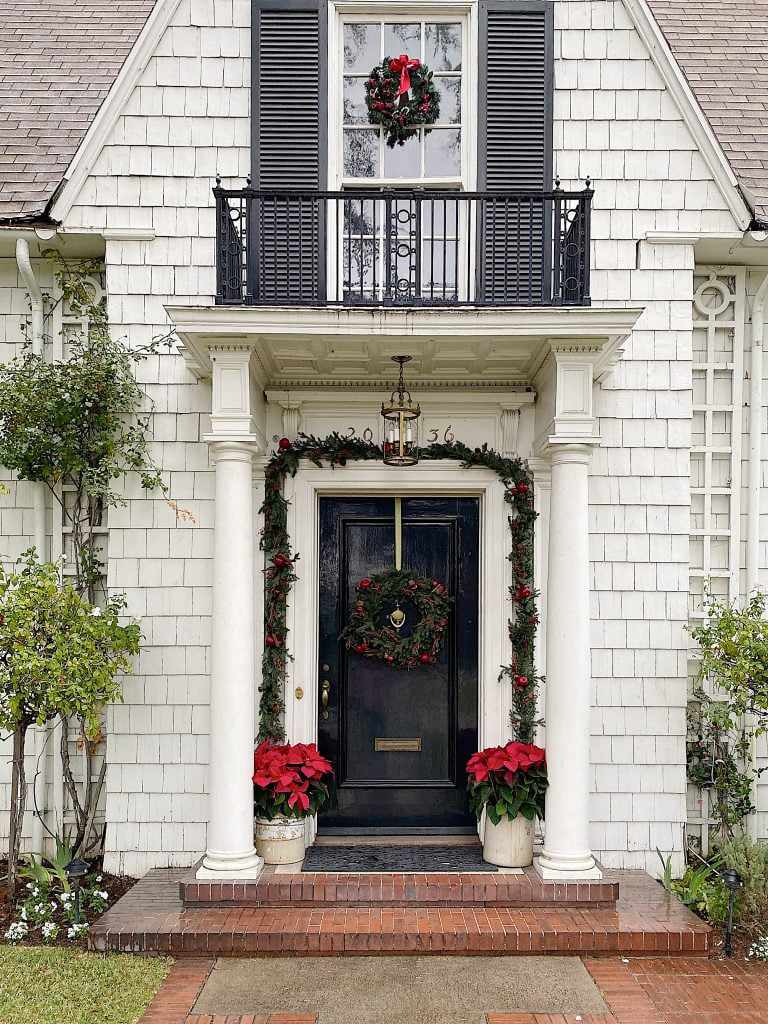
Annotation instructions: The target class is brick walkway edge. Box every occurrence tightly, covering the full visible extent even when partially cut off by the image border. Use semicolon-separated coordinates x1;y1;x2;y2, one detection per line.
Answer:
140;955;768;1024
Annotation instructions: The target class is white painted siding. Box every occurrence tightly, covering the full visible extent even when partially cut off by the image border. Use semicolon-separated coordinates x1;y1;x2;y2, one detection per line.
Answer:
0;0;756;876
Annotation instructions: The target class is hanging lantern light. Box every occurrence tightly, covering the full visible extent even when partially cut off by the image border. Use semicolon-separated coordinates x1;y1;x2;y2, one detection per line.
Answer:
381;355;420;467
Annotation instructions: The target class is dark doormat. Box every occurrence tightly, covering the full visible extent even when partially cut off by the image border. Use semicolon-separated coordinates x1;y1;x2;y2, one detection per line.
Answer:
302;843;498;872
193;956;609;1023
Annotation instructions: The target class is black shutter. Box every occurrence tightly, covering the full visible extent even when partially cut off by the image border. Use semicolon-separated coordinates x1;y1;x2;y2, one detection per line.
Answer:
477;0;553;304
252;0;326;302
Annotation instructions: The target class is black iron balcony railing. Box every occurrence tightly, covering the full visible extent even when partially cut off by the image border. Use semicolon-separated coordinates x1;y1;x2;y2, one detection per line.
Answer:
214;184;592;308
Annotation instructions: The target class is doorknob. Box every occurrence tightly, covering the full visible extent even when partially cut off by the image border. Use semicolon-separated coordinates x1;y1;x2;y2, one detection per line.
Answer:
321;679;331;719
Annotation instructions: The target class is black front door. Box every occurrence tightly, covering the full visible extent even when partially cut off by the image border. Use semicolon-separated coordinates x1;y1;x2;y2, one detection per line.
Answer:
317;496;479;832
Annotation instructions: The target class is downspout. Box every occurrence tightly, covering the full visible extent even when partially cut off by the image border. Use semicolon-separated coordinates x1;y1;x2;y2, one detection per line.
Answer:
745;271;768;839
15;238;48;855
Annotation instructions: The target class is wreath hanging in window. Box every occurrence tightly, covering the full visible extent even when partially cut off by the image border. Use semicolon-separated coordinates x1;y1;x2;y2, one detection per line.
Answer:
366;54;440;147
340;569;452;670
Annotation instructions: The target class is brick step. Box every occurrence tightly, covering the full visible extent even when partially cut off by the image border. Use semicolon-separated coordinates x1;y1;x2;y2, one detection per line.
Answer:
92;904;711;958
180;869;619;910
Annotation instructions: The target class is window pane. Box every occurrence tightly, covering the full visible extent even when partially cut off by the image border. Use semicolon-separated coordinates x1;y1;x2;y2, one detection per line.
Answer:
425;129;460;177
343;197;379;237
344;23;381;72
435;77;460;124
344;130;379;177
384;22;421;58
343;77;369;124
343;239;379;297
383;136;421;178
425;23;462;71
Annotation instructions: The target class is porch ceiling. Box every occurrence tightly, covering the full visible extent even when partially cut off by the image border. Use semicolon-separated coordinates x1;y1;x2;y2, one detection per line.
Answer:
168;304;643;389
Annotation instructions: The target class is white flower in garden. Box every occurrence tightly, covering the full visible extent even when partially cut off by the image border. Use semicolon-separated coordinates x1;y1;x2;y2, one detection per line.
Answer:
19;908;27;921
41;922;59;942
749;936;768;961
67;923;88;939
5;921;28;942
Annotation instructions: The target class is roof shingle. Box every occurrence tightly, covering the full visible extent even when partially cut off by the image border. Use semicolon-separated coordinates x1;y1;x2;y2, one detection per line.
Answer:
647;0;768;224
0;0;156;222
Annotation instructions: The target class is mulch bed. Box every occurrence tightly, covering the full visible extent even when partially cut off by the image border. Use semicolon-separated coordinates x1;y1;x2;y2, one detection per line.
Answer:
0;860;137;949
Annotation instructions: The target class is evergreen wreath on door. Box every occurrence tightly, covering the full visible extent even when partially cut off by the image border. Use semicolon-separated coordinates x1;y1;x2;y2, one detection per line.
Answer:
259;433;541;747
366;54;440;147
341;568;452;669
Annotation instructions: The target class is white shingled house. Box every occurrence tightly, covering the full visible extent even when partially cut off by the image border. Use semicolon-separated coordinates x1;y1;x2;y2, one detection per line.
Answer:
0;0;767;882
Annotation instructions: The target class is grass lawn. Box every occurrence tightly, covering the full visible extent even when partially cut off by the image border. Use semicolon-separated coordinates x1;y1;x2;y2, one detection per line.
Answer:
0;946;171;1024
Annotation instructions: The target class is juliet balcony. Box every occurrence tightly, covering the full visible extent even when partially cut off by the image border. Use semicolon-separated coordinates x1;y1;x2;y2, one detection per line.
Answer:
214;184;593;309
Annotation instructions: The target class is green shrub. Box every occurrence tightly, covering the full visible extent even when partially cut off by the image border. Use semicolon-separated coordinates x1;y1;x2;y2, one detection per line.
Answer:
718;834;768;937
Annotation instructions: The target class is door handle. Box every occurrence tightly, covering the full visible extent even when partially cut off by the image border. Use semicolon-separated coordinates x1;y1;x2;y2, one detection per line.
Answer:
321;679;331;719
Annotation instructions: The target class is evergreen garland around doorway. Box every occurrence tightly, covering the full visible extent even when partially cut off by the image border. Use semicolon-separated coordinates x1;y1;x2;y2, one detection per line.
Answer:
258;432;542;744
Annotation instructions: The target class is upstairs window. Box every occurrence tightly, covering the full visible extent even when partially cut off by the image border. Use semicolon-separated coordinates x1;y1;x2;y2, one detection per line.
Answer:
338;17;466;186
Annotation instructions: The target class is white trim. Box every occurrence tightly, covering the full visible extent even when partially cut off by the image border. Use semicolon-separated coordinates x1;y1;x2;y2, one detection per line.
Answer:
282;461;511;756
623;0;751;231
644;232;744;246
49;0;184;224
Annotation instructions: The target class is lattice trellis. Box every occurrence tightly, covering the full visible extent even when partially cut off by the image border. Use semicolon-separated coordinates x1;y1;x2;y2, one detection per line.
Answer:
687;267;745;854
43;272;109;854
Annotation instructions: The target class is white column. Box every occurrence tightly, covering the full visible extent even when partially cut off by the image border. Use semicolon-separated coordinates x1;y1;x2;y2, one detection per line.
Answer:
536;443;601;879
197;440;263;879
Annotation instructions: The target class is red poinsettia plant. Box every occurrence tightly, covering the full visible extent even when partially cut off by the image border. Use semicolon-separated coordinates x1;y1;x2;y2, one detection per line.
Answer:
253;740;334;819
466;741;547;826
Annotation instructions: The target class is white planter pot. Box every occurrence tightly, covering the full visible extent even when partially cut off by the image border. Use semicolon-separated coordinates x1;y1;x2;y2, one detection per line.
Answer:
254;816;306;866
482;812;534;868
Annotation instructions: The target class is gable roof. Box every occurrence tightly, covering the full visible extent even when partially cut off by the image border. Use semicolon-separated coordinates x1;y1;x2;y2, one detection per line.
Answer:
647;0;768;226
0;0;765;229
0;0;157;223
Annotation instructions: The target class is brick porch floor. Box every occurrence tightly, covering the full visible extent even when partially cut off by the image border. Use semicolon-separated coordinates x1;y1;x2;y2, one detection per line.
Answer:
139;955;768;1023
92;868;711;957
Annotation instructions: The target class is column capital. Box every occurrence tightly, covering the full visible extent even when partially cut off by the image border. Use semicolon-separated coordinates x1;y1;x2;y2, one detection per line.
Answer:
203;436;263;461
543;441;595;466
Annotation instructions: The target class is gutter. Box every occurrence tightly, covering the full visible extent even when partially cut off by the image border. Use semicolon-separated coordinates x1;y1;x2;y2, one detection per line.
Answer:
15;238;49;856
746;271;768;840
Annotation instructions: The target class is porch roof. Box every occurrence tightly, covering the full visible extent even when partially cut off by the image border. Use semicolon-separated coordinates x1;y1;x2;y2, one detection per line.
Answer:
168;304;643;391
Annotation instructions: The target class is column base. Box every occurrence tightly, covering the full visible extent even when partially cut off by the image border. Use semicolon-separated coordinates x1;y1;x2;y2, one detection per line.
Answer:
196;848;264;880
535;852;603;880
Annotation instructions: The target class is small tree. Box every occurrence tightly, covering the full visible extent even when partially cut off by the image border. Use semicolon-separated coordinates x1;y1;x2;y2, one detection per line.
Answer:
0;254;176;854
0;554;140;897
688;592;768;843
691;592;768;734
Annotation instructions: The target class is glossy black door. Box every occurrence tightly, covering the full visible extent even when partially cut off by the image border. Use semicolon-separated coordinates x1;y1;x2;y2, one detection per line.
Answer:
318;496;479;832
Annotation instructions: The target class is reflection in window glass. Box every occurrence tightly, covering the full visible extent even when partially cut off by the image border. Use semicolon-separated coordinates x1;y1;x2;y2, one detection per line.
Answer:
435;78;460;124
343;23;381;72
383;137;421;178
343;130;378;177
343;77;369;124
384;22;421;57
425;23;462;71
424;129;461;177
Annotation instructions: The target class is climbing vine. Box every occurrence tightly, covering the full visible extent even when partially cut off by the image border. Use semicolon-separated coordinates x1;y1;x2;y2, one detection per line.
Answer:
0;253;173;856
687;591;768;844
259;432;542;743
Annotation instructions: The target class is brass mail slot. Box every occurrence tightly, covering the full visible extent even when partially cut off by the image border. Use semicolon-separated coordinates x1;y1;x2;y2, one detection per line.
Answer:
374;737;422;752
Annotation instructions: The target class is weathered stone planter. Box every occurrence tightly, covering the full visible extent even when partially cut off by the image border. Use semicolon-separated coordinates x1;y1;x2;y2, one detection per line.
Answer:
482;813;534;868
254;816;305;866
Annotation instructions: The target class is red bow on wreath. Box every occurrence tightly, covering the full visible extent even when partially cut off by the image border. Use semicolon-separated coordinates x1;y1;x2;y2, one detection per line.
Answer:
388;53;421;96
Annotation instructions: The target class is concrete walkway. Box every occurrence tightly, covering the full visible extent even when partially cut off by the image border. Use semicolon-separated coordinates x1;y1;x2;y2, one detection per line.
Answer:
192;956;608;1022
139;955;768;1024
